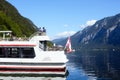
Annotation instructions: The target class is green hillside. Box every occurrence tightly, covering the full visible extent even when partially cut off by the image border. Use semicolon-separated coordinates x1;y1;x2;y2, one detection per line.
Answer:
0;0;37;37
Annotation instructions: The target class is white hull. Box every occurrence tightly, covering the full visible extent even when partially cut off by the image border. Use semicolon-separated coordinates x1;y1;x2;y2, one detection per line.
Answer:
0;76;66;80
0;64;67;77
0;59;67;76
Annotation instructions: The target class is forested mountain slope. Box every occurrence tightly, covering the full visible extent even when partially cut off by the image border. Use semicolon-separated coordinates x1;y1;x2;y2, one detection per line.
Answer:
0;0;37;37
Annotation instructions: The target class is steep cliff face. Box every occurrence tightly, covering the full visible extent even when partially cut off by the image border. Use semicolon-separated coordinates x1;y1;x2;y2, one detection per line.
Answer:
54;13;120;49
0;0;37;37
72;13;120;49
78;14;120;45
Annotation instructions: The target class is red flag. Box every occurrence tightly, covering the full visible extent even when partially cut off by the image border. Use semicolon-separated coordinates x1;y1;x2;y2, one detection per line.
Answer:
65;37;72;53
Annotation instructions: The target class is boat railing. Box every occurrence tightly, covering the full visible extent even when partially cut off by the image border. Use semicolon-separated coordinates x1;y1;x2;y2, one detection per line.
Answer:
47;45;64;51
0;30;29;41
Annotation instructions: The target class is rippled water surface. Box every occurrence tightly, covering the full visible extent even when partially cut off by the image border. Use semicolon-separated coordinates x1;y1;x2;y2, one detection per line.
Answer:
66;51;120;80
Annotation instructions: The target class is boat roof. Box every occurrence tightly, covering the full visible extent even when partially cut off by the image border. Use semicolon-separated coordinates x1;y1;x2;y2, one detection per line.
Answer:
0;31;12;33
30;35;50;41
0;41;36;47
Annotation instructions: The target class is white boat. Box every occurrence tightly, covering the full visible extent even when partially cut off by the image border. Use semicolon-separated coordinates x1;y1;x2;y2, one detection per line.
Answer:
0;31;68;77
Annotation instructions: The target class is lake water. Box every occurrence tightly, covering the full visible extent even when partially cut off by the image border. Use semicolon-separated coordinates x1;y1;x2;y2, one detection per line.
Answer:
66;50;120;80
0;50;120;80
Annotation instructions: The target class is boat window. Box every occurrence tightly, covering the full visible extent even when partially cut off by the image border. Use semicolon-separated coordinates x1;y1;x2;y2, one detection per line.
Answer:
39;41;47;51
0;48;6;57
21;48;35;58
7;48;19;57
0;47;35;58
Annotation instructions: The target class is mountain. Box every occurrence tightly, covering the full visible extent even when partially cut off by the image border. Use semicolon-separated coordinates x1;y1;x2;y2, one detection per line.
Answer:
54;13;120;50
52;37;67;45
77;13;120;49
0;0;37;37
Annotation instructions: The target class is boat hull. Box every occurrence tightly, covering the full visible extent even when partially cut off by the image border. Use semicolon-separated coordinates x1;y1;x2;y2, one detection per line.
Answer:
0;62;67;77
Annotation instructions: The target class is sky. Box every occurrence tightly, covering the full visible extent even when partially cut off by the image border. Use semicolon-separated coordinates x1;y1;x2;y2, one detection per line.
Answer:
6;0;120;39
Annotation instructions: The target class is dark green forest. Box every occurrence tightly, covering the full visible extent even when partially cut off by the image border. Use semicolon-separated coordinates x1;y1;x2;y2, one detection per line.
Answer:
0;0;37;37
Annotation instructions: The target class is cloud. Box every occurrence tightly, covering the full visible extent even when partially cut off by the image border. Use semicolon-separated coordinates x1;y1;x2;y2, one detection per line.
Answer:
80;20;97;30
86;20;97;26
57;31;76;37
52;31;76;40
51;20;97;40
63;24;69;27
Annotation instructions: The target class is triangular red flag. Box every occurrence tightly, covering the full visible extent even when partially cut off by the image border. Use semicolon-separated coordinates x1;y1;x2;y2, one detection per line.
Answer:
65;37;73;53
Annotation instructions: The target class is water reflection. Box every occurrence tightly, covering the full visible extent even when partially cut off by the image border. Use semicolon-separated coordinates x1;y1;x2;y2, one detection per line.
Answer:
66;50;120;80
66;53;97;80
